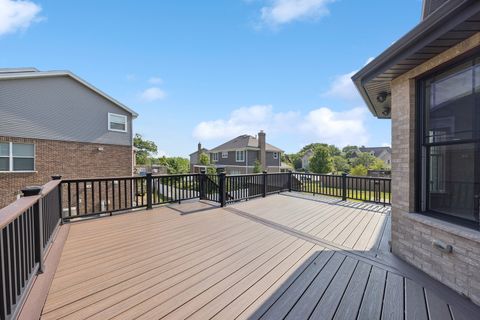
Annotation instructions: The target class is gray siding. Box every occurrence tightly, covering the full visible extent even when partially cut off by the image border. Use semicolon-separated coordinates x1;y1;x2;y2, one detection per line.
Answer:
212;151;247;166
248;150;259;165
266;151;280;167
0;76;132;146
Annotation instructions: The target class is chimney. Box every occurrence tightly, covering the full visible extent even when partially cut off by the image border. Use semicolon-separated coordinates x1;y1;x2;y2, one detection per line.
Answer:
197;142;202;154
258;130;266;170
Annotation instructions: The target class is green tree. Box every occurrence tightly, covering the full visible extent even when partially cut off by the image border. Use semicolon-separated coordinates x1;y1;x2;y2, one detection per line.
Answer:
351;152;376;168
332;155;350;173
253;160;262;173
342;145;359;159
350;164;368;176
134;134;158;165
309;146;333;174
371;158;387;170
199;152;210;166
158;157;190;174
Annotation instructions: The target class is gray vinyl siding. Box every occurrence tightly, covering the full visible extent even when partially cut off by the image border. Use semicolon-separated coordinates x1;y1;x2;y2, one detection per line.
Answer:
212;151;248;166
248;150;259;165
0;76;132;146
267;151;280;167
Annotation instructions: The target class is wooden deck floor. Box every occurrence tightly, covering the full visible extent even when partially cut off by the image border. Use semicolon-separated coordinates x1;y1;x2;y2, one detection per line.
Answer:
40;195;479;320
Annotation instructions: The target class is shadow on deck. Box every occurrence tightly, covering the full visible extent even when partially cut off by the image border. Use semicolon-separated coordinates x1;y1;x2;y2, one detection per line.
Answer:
19;193;480;320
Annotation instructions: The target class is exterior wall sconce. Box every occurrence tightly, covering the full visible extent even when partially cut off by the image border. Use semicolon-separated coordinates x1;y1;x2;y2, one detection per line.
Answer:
98;146;104;151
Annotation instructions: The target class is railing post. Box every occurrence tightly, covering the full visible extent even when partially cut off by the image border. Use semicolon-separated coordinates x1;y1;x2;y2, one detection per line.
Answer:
262;171;267;198
341;173;347;201
22;186;44;274
199;169;206;200
218;172;226;207
288;170;292;192
146;173;153;210
52;175;63;223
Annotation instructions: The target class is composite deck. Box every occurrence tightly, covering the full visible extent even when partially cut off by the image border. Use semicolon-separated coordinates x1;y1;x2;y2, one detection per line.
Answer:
37;194;479;320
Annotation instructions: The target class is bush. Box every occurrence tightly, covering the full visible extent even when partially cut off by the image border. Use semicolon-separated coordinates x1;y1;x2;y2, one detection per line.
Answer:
350;164;368;176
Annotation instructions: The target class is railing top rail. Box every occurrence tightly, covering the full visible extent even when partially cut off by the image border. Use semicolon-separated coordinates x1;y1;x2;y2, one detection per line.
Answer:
41;179;62;196
0;195;41;229
152;173;199;177
61;175;146;183
346;175;391;180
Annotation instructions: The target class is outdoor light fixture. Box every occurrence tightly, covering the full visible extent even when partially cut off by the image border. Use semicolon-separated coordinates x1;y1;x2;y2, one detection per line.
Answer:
98;146;104;151
382;107;391;117
376;91;391;103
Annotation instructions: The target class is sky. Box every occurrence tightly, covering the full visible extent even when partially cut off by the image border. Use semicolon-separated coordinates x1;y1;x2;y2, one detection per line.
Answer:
0;0;422;157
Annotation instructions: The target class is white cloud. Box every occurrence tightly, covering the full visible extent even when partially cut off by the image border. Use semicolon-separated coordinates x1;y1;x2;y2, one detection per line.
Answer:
0;0;42;35
148;76;163;84
322;57;375;101
300;107;368;146
260;0;334;27
193;104;368;147
139;87;166;102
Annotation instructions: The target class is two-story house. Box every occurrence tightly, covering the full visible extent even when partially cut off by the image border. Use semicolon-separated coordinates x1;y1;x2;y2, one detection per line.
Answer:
0;68;137;208
192;131;283;174
354;0;480;306
359;146;392;165
300;149;314;170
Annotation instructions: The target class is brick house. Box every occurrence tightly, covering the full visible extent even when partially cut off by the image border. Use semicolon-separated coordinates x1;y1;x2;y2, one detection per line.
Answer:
0;68;138;208
353;0;480;305
191;131;284;174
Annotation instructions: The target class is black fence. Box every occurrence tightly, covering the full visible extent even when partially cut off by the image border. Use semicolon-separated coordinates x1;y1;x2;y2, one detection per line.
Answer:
59;171;391;221
0;179;62;320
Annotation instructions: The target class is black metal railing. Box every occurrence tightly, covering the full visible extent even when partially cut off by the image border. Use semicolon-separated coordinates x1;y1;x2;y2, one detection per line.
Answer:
0;178;62;320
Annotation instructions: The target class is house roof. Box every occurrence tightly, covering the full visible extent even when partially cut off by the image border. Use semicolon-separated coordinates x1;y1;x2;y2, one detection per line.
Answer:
0;68;138;118
209;135;283;152
359;147;392;157
352;0;480;119
189;148;209;156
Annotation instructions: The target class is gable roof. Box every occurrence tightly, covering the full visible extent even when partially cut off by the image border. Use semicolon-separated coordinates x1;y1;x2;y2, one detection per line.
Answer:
209;135;283;152
352;0;480;119
0;68;138;118
359;147;392;157
189;148;209;156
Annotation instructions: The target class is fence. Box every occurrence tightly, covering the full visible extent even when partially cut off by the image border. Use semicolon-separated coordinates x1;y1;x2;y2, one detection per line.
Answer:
0;178;62;320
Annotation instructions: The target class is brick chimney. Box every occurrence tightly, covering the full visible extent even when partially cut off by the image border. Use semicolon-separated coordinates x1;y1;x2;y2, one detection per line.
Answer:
258;130;266;170
197;142;202;154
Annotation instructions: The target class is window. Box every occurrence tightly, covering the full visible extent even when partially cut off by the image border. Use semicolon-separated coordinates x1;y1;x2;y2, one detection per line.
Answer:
419;56;480;226
212;153;219;162
108;113;128;132
0;142;35;172
273;152;279;160
236;150;245;162
222;151;228;158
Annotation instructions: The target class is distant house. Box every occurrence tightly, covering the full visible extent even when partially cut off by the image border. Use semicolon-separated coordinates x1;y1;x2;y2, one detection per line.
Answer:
359;147;392;165
192;131;284;174
353;0;480;306
300;149;314;170
189;143;209;172
0;68;137;208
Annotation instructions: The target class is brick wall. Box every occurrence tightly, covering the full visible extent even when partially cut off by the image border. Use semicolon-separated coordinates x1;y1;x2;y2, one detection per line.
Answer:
391;32;480;305
0;136;133;208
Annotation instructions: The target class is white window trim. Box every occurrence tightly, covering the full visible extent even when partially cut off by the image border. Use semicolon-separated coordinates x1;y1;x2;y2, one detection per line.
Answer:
236;150;245;162
222;151;228;158
0;142;36;172
108;112;128;133
212;153;219;162
273;152;278;160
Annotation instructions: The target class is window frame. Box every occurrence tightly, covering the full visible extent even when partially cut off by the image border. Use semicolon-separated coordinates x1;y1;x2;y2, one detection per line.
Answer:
222;151;228;158
272;152;279;160
416;53;480;229
0;142;36;172
108;112;128;133
235;150;245;162
211;153;219;162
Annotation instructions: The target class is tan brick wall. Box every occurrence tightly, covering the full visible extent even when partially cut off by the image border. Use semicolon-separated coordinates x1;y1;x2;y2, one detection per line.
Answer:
391;32;480;305
0;136;133;208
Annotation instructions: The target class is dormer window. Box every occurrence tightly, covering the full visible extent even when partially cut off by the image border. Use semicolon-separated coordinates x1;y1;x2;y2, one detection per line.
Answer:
108;113;128;132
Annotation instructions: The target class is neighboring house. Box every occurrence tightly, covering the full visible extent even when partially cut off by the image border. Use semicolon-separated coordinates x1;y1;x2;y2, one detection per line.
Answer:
0;68;138;208
300;149;314;170
359;146;392;165
192;131;283;174
189;142;209;173
353;0;480;305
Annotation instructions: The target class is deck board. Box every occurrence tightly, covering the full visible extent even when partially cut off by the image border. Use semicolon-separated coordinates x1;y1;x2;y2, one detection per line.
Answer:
39;195;479;320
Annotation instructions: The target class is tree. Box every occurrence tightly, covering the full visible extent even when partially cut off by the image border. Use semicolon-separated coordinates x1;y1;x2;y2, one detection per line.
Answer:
253;160;262;173
350;164;368;176
300;143;340;157
309;146;333;174
371;158;387;170
342;145;359;159
158;157;190;174
332;155;350;173
199;153;210;166
351;152;376;168
134;134;158;165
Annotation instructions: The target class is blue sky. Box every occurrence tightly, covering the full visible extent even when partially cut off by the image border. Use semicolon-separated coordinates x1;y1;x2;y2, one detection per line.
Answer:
1;0;422;157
